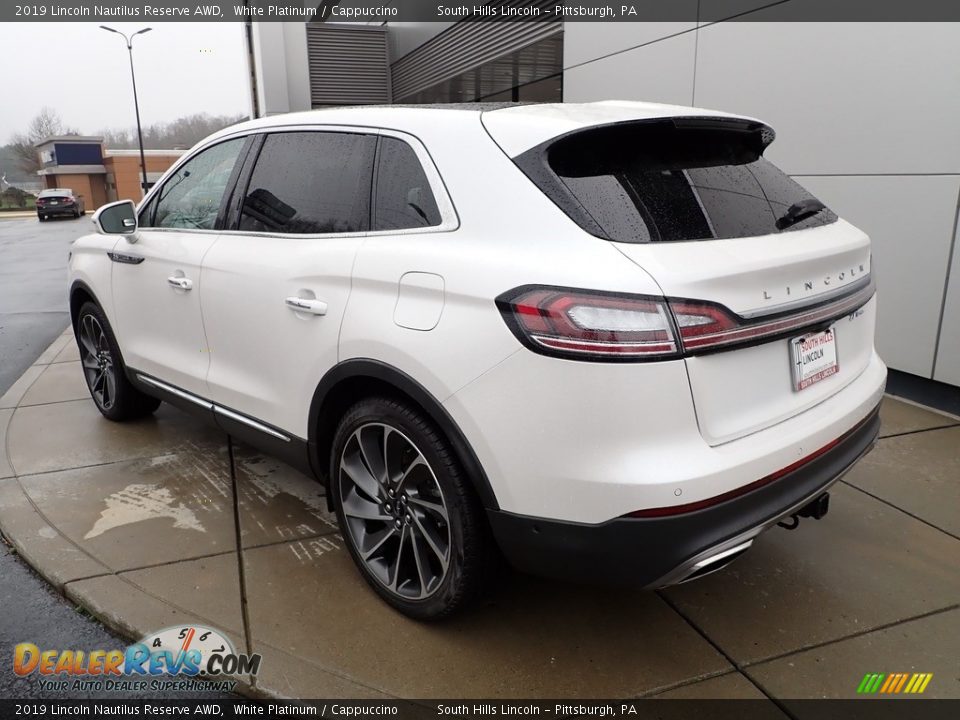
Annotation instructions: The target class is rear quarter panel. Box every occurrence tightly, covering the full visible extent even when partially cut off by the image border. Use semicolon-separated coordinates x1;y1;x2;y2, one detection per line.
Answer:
338;115;668;404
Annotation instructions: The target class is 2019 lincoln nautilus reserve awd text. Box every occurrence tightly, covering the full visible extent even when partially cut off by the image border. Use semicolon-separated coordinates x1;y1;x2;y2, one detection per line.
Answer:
68;101;885;618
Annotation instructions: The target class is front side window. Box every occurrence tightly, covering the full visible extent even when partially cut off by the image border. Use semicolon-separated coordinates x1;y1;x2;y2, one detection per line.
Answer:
373;137;442;230
150;138;245;230
239;131;376;234
137;194;157;227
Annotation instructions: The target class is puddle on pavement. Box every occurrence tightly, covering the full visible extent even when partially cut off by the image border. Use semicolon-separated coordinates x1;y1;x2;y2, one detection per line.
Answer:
234;450;339;542
79;435;342;548
83;441;231;540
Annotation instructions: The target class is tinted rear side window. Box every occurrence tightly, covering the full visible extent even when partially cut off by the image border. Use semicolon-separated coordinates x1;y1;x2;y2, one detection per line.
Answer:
373;137;442;230
239;131;376;234
518;119;837;243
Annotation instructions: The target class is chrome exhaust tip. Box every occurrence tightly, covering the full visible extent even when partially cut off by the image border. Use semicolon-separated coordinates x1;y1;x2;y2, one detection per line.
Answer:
674;539;754;585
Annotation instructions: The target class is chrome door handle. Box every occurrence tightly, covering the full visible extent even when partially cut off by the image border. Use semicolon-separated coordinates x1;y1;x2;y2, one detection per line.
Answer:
167;276;193;291
285;296;328;316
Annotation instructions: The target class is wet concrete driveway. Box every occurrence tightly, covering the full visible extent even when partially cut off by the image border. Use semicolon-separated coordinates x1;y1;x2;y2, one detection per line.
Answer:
1;330;958;702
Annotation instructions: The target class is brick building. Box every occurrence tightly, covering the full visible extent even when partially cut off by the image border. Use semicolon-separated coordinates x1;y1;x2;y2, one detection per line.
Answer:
35;136;184;210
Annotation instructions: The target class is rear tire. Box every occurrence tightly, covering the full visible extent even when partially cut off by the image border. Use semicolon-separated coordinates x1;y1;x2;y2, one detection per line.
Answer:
330;396;492;620
76;302;161;421
73;209;80;218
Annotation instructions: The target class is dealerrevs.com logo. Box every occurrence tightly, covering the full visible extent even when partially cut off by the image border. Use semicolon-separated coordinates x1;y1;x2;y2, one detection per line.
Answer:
857;672;934;695
13;625;260;693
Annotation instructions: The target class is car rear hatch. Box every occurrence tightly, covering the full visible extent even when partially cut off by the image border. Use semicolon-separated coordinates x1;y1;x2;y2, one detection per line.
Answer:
493;110;876;446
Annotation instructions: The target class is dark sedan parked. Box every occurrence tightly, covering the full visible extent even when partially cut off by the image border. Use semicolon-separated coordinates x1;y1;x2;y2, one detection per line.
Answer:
37;189;86;221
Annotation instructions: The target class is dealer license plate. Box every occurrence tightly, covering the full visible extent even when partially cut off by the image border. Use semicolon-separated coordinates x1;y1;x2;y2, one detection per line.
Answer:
49;200;58;205
790;327;839;392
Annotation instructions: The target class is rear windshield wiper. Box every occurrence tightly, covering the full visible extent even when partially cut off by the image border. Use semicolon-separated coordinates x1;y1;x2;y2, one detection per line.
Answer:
776;198;826;230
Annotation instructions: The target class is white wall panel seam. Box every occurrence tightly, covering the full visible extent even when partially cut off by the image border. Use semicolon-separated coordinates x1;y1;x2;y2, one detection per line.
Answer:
932;184;960;378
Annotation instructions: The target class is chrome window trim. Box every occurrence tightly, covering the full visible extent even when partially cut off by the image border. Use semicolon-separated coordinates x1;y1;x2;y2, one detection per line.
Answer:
370;127;460;235
138;123;459;240
138;135;249;234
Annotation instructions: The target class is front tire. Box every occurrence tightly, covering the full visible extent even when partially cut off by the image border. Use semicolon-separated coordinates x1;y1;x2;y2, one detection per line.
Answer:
331;397;491;620
76;302;161;421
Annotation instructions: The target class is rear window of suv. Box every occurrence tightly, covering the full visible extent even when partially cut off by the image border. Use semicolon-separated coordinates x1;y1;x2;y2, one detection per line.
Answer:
514;118;837;243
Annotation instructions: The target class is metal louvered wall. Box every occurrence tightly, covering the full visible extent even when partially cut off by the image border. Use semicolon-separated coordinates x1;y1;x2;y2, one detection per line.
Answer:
391;1;562;102
306;24;390;106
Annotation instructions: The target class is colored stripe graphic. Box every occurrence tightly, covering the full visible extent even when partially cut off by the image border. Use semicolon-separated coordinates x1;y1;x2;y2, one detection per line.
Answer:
857;672;933;694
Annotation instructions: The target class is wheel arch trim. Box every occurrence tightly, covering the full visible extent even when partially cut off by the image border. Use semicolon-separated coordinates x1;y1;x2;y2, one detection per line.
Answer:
69;279;104;329
309;359;499;511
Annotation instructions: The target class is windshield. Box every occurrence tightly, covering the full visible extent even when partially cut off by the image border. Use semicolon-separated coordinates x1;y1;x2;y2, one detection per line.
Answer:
515;119;837;243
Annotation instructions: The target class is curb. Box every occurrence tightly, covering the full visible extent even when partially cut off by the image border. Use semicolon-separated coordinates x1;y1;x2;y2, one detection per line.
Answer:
0;331;262;698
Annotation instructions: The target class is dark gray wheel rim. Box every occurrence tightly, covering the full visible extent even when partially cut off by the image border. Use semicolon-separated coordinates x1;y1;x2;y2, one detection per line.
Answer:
78;314;117;411
338;423;451;600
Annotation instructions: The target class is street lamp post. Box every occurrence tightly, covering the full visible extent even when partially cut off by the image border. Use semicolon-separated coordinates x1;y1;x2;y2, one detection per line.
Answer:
101;25;152;198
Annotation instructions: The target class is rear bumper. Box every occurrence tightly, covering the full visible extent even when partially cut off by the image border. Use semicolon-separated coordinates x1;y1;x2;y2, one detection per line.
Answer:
487;403;880;586
38;204;77;215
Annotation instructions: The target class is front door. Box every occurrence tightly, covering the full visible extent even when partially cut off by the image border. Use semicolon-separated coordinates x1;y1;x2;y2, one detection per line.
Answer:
111;137;247;397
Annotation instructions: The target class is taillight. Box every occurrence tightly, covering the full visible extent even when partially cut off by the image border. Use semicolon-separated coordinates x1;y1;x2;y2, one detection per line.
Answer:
498;277;874;362
496;287;679;360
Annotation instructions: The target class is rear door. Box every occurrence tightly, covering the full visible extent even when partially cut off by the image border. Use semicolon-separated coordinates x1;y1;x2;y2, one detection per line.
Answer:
199;129;377;440
510;118;876;445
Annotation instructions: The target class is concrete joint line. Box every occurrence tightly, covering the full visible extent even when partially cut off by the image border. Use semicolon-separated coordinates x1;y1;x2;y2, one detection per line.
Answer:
636;668;743;699
227;434;257;689
880;422;960;440
839;479;960;543
739;603;960;671
654;590;794;716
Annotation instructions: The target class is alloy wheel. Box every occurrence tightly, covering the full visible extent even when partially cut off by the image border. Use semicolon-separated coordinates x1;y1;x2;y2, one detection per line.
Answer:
79;314;117;411
338;423;451;600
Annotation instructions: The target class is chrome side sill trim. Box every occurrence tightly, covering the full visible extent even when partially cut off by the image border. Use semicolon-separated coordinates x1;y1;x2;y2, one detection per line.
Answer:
136;373;290;443
213;405;290;442
137;374;213;410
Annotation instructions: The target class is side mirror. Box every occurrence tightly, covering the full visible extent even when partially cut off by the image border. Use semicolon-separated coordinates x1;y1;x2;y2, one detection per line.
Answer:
93;200;137;239
406;187;423;206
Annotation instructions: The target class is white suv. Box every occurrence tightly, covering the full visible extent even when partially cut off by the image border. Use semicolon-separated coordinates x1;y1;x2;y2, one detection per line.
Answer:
69;102;886;618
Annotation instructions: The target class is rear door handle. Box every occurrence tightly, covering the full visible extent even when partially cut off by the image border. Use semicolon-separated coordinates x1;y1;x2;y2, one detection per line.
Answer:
285;296;328;316
167;276;193;291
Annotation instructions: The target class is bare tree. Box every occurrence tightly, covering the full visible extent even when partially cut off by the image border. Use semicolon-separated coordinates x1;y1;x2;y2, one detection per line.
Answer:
8;107;78;175
97;113;247;151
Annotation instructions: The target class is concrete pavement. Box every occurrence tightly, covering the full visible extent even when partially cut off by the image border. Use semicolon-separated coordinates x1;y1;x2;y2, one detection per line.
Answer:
1;328;958;702
0;214;236;700
0;215;80;393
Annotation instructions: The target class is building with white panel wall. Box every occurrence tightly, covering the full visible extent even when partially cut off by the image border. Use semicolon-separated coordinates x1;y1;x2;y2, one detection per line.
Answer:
250;9;960;392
